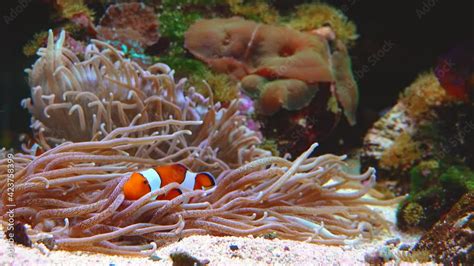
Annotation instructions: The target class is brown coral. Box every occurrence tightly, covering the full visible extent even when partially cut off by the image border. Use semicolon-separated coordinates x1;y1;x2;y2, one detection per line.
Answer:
401;72;456;119
379;133;421;172
414;191;474;264
96;2;159;48
184;17;358;124
361;72;458;179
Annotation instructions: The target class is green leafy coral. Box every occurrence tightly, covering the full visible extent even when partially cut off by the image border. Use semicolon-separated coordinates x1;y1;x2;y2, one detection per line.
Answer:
158;46;208;77
157;5;209;77
159;10;202;44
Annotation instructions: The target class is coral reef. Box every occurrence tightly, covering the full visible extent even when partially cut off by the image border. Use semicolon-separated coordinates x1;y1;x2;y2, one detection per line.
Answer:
288;3;358;47
257;85;341;156
226;0;279;24
379;133;421;173
361;70;474;234
397;162;474;230
1;29;399;257
23;27;87;58
54;0;95;25
400;72;455;120
414;191;474;264
394;249;432;263
22;31;266;170
188;71;240;105
184;17;358;124
361;72;458;182
96;2;160;48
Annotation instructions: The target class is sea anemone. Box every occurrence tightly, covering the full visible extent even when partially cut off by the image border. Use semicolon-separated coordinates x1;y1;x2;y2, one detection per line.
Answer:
1;30;400;256
22;30;264;171
1;130;399;255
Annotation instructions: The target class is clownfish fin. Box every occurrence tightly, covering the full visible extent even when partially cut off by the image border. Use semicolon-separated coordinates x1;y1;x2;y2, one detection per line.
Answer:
164;188;183;200
195;172;216;190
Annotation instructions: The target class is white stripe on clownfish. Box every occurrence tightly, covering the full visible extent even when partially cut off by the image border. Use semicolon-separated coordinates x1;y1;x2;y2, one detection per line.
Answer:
140;168;162;200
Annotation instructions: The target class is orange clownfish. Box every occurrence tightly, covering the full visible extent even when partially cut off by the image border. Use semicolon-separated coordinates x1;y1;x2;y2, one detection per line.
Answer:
30;143;45;157
20;134;45;157
123;164;216;201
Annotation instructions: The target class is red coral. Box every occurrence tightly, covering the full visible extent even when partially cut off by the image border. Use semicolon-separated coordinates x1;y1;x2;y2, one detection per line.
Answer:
96;2;159;48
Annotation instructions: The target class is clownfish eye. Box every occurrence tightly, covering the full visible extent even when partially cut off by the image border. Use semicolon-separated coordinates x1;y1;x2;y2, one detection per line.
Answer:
143;180;149;185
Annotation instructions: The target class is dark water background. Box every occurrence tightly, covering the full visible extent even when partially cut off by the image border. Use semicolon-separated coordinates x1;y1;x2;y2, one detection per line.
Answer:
0;0;472;149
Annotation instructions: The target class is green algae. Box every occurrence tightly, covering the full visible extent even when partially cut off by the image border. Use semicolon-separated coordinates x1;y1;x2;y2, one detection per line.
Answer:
398;161;474;230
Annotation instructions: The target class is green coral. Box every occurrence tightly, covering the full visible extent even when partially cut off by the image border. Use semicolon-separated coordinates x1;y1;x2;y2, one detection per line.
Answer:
409;160;441;194
57;0;95;20
257;139;280;156
158;45;207;77
159;10;201;43
23;31;49;57
157;6;211;77
440;165;474;191
398;161;474;230
326;95;341;114
288;3;358;46
226;0;279;24
188;70;240;104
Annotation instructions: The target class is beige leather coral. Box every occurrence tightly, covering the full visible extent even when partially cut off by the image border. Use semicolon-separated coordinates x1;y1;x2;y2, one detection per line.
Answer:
185;17;358;125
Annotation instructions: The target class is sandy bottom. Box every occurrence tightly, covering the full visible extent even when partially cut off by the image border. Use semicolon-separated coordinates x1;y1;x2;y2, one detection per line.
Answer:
0;205;434;266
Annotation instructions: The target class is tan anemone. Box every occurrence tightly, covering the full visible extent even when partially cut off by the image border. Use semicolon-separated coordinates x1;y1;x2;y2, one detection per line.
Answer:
22;30;268;172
